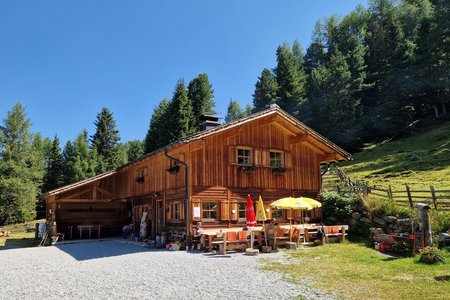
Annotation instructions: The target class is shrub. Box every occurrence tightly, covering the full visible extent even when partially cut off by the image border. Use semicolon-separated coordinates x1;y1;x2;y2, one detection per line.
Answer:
321;192;354;224
417;247;446;264
430;210;450;236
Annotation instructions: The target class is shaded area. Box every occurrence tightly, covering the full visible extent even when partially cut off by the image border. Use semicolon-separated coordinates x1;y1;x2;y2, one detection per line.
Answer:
56;240;155;261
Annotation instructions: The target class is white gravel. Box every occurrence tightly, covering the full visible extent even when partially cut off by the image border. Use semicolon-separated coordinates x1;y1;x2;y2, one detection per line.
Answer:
0;240;336;300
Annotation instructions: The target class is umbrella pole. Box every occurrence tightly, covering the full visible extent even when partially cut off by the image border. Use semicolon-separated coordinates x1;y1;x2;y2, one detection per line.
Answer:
289;209;292;242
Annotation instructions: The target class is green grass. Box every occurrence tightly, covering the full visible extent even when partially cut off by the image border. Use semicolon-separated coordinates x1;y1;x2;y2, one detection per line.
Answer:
340;122;450;190
263;243;450;300
0;220;43;249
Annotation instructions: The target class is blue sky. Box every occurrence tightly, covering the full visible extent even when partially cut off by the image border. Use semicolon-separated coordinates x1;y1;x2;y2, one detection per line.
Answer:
0;1;366;145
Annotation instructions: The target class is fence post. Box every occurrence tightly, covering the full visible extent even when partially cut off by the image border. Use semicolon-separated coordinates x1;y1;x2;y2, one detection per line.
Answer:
388;185;393;200
406;184;413;208
430;185;438;210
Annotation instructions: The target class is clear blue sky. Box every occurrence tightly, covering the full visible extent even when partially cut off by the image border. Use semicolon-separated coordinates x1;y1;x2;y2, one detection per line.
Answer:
0;1;366;145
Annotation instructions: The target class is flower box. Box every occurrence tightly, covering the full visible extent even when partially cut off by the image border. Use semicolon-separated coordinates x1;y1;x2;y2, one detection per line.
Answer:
238;165;256;173
166;165;180;174
272;167;286;174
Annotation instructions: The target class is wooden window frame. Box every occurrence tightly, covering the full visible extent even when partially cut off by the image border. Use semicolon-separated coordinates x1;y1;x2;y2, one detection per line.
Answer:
269;150;285;168
202;201;219;222
237;147;252;166
238;202;246;221
172;202;181;220
271;208;284;219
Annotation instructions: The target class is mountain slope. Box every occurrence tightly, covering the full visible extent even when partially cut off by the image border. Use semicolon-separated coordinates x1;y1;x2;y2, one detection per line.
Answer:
340;122;450;190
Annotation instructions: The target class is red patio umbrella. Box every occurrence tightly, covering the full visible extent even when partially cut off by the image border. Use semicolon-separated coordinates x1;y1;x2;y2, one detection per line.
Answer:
245;194;256;227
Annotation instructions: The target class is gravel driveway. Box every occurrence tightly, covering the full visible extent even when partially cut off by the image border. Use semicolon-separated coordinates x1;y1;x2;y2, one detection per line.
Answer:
0;240;335;299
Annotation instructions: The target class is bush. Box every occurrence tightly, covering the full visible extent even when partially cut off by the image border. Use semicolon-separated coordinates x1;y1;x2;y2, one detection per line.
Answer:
430;210;450;236
321;192;354;224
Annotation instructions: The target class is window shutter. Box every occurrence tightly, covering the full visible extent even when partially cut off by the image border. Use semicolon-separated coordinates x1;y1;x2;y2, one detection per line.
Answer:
228;146;237;165
166;203;171;221
192;200;201;221
285;152;292;168
230;201;238;221
179;202;185;220
254;148;261;166
262;150;269;167
220;200;229;221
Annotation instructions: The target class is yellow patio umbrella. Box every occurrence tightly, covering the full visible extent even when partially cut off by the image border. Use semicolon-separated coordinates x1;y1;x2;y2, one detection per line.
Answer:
270;197;322;241
255;195;268;246
270;197;314;241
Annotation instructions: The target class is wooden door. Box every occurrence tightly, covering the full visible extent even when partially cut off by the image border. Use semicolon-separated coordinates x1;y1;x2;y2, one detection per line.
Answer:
156;199;165;233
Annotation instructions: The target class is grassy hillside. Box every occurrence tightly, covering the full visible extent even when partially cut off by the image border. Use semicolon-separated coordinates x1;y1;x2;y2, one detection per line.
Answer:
340;121;450;190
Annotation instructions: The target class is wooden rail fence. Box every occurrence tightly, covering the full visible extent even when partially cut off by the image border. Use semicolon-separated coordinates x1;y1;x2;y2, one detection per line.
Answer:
322;166;450;211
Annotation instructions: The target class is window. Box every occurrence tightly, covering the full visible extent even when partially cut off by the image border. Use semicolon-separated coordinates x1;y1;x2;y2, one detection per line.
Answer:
271;208;283;219
237;148;252;166
238;202;246;219
269;151;284;168
202;202;218;220
173;203;181;220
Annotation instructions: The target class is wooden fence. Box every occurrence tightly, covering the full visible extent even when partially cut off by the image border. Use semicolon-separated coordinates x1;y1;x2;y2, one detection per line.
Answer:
322;167;450;211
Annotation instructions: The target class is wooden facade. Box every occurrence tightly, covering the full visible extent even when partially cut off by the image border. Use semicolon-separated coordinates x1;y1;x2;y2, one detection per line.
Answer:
42;106;351;238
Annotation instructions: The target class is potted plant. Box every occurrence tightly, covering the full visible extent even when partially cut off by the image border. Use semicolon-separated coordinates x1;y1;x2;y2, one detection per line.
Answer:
166;165;180;174
136;176;145;184
238;165;256;173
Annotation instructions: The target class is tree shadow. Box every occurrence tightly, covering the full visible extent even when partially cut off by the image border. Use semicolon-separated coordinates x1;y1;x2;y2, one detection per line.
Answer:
1;237;35;250
56;240;158;261
434;275;450;282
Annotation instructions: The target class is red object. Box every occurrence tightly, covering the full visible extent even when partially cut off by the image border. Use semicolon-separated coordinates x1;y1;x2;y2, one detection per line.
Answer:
245;194;256;227
379;242;393;252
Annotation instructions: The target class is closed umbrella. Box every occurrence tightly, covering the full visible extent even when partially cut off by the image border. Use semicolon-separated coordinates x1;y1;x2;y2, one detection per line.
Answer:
245;194;256;249
255;195;268;246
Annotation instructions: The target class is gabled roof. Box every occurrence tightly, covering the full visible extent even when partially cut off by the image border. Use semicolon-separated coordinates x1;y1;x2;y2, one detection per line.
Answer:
42;105;351;199
119;104;351;170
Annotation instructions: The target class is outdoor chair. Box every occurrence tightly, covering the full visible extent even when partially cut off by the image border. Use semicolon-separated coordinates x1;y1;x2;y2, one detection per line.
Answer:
268;228;289;249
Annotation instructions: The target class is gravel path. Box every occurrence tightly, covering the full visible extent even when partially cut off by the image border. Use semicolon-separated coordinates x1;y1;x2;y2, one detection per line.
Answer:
0;240;335;300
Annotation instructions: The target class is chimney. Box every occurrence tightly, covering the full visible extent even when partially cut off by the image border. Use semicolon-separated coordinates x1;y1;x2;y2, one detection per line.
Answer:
199;115;220;131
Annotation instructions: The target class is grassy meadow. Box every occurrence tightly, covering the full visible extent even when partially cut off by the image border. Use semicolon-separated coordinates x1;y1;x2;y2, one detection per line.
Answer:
0;220;43;249
264;243;450;300
340;121;450;191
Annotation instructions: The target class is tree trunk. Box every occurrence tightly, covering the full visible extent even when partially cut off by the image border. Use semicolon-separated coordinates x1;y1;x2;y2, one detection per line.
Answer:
441;101;447;116
433;104;439;118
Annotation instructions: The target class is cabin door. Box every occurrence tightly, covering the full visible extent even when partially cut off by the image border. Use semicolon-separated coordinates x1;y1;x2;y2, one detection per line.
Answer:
156;199;164;233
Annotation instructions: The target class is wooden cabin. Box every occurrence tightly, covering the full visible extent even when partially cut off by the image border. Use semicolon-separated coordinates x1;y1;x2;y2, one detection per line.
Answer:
41;105;351;240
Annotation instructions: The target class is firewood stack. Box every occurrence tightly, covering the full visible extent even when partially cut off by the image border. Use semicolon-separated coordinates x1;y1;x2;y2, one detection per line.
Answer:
0;229;12;237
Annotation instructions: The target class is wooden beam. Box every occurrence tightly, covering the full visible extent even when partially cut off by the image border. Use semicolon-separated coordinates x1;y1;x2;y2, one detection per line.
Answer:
258;115;277;126
96;187;119;199
303;141;326;155
289;134;308;145
322;153;338;162
55;198;115;203
272;121;298;136
224;126;242;137
59;188;93;200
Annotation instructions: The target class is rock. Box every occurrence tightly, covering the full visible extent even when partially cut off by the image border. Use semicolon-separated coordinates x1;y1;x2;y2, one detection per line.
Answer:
373;233;395;243
360;217;371;223
370;227;384;234
374;217;386;226
384;216;397;223
348;218;357;226
352;212;361;220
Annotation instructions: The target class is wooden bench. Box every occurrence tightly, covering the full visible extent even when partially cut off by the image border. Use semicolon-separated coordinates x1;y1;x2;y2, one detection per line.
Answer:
268;228;290;249
322;225;348;243
214;231;250;255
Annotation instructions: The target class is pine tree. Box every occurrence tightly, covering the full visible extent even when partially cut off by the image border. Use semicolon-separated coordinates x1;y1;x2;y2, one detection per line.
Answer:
225;100;246;123
304;21;327;74
0;104;43;224
252;68;279;113
308;51;363;150
167;79;196;142
188;73;216;130
274;43;307;116
144;98;171;154
364;0;411;138
124;140;144;162
42;135;64;192
91;108;122;173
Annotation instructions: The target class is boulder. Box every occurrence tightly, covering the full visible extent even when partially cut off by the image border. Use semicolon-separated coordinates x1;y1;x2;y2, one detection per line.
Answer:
360;217;371;223
374;217;386;226
384;216;397;223
352;212;361;220
373;233;395;243
348;218;357;226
